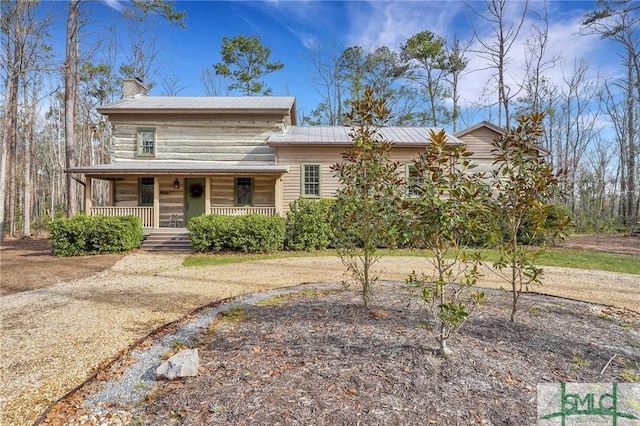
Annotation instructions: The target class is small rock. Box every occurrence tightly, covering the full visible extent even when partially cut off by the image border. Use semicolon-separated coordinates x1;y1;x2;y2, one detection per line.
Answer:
156;349;200;380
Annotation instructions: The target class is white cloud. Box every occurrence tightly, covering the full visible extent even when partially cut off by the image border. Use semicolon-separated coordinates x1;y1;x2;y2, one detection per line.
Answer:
346;1;466;50
103;0;125;12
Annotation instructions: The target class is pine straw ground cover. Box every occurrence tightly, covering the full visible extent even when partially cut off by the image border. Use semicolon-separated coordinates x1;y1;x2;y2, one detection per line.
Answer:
46;282;639;426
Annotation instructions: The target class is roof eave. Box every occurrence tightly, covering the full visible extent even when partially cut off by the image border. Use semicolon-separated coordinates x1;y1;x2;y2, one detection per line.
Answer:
66;165;290;175
96;107;294;116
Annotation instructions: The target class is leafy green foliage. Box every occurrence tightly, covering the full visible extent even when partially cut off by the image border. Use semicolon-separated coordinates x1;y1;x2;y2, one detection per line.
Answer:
401;30;460;126
127;0;187;27
402;129;489;355
330;87;404;309
213;35;284;95
188;214;285;253
285;197;336;251
49;215;143;256
490;112;571;322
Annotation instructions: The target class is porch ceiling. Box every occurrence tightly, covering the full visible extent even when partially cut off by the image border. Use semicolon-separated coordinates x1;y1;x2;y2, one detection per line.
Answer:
66;162;289;176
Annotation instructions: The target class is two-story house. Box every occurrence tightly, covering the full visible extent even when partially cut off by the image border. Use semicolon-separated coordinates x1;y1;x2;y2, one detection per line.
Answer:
67;79;519;229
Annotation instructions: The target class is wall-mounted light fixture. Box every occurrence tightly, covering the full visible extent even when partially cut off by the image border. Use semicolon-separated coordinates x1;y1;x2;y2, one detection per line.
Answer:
173;178;180;189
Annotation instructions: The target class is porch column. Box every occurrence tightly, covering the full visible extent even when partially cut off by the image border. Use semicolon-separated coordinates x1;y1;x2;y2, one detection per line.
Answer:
153;176;160;228
205;176;211;215
85;176;93;215
275;177;283;216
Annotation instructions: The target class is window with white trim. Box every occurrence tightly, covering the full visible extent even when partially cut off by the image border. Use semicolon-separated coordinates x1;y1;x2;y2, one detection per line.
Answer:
137;128;156;156
301;163;321;197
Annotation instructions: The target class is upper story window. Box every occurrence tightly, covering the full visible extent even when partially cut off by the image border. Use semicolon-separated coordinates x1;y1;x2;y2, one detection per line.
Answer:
235;177;254;206
301;163;320;197
139;177;154;206
137;128;156;157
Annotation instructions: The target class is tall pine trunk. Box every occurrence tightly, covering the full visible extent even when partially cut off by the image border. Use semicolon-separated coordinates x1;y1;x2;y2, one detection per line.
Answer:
64;0;80;217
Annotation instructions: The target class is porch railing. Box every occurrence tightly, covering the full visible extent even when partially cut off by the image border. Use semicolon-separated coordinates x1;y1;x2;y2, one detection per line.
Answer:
209;207;276;216
90;206;154;228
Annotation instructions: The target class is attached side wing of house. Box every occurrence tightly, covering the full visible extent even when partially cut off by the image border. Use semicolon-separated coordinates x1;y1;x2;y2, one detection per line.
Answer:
268;126;464;211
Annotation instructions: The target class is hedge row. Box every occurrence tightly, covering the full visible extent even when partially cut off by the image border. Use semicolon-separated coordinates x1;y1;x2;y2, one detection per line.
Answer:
49;198;568;257
49;215;144;256
188;214;285;253
284;197;568;250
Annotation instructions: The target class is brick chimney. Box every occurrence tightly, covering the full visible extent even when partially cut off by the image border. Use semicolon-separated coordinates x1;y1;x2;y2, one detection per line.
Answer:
122;78;148;98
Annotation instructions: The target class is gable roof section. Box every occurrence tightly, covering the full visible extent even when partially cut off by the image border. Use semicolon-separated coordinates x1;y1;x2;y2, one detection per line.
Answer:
97;96;297;124
267;126;463;146
454;121;506;139
454;121;550;155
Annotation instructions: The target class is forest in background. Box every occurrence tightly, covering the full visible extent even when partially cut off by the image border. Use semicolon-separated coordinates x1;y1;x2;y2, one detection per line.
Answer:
1;0;638;239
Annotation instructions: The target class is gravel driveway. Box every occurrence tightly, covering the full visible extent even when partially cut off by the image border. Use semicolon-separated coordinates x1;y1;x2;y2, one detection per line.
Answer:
2;251;638;426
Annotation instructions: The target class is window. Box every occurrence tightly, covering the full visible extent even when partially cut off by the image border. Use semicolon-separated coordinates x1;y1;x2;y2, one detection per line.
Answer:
301;164;321;197
137;128;156;156
406;164;422;197
139;177;154;206
235;177;253;206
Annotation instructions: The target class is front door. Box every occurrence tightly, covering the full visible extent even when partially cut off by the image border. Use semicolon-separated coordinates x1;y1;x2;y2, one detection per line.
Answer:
184;178;206;225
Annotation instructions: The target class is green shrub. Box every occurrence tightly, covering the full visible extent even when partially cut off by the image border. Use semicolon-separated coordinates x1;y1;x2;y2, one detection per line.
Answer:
188;214;285;253
188;214;235;251
459;204;571;249
285;197;336;251
49;215;143;256
234;214;285;252
517;203;571;245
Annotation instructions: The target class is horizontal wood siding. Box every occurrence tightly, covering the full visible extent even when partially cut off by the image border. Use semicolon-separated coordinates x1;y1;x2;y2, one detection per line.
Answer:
457;127;500;158
210;174;276;208
158;177;184;227
114;177;139;206
277;145;427;213
457;127;502;174
114;174;277;225
110;119;279;163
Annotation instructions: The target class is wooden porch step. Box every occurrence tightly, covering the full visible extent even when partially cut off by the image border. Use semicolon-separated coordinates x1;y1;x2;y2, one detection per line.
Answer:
140;230;192;251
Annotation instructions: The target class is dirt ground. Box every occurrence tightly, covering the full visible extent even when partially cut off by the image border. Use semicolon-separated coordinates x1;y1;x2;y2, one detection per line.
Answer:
1;234;638;425
559;233;640;256
127;286;640;425
0;237;123;295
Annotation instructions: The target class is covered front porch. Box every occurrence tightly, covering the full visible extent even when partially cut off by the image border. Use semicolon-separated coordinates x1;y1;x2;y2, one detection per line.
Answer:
69;162;289;229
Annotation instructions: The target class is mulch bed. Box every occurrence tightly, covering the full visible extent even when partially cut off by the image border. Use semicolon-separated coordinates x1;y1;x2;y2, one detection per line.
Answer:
129;283;639;425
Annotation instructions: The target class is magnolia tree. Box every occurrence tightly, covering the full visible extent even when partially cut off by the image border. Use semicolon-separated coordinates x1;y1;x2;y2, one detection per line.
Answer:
490;112;570;322
331;87;403;309
404;130;490;356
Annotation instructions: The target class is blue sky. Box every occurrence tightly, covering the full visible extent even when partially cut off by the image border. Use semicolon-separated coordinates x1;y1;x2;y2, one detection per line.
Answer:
42;1;623;128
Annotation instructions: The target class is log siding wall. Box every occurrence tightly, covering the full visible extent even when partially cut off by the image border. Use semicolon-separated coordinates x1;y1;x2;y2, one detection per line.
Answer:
110;119;281;164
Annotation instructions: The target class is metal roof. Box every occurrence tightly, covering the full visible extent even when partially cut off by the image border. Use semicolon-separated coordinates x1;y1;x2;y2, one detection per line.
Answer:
267;126;463;146
66;162;289;175
97;96;296;113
